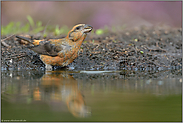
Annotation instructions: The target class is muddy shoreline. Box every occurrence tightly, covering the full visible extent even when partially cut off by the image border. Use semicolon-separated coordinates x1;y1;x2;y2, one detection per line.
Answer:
1;26;182;71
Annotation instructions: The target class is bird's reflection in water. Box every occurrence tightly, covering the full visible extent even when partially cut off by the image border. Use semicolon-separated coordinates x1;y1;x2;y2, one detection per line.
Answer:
33;71;91;118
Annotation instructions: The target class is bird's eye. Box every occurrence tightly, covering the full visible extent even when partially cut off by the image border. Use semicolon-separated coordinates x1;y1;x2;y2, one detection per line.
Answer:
76;26;81;30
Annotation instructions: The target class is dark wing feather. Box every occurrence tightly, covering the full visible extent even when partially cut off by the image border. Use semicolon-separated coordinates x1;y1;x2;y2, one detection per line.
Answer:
27;41;62;57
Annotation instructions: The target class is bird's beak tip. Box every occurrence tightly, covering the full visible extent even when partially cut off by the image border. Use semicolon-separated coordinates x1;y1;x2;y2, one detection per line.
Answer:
84;24;93;33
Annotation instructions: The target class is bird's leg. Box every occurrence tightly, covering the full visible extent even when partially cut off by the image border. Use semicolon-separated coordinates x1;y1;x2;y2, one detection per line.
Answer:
45;64;53;71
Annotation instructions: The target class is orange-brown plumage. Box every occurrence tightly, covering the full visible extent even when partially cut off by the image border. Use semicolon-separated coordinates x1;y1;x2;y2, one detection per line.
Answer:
16;24;93;70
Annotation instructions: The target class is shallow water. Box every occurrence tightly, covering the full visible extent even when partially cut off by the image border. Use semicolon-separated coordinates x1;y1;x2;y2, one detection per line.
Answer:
1;69;182;122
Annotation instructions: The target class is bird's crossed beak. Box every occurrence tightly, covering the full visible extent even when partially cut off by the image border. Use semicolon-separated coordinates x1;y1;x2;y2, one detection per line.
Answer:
83;24;93;33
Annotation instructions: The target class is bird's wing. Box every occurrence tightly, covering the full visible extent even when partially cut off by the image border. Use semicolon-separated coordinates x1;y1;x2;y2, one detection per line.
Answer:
27;41;63;57
16;35;65;56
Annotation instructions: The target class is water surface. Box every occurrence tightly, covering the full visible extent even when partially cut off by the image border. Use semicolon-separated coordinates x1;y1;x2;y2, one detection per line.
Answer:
1;69;182;122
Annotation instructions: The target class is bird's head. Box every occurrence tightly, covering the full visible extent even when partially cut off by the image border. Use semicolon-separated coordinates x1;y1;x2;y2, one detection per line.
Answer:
66;24;93;42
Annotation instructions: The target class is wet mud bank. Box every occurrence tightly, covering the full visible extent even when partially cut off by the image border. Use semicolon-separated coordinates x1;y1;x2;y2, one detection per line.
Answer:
1;26;182;71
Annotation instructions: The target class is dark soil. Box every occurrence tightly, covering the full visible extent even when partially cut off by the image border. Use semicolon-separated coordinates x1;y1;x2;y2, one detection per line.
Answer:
1;26;182;71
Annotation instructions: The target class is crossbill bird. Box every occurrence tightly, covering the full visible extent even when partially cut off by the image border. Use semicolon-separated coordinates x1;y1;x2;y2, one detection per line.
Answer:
16;24;93;71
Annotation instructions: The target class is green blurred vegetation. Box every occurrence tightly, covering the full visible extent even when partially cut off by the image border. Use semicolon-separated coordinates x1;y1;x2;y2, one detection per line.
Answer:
1;15;127;37
1;15;70;37
95;25;126;35
95;26;110;35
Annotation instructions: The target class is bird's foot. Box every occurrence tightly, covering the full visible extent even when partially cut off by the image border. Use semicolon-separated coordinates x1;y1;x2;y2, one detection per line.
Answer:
45;64;53;71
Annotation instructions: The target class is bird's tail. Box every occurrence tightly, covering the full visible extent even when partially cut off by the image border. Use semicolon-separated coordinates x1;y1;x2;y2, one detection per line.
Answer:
16;35;41;46
16;35;34;45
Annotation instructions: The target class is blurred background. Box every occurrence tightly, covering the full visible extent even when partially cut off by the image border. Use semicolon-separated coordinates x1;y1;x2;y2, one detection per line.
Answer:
1;1;182;29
